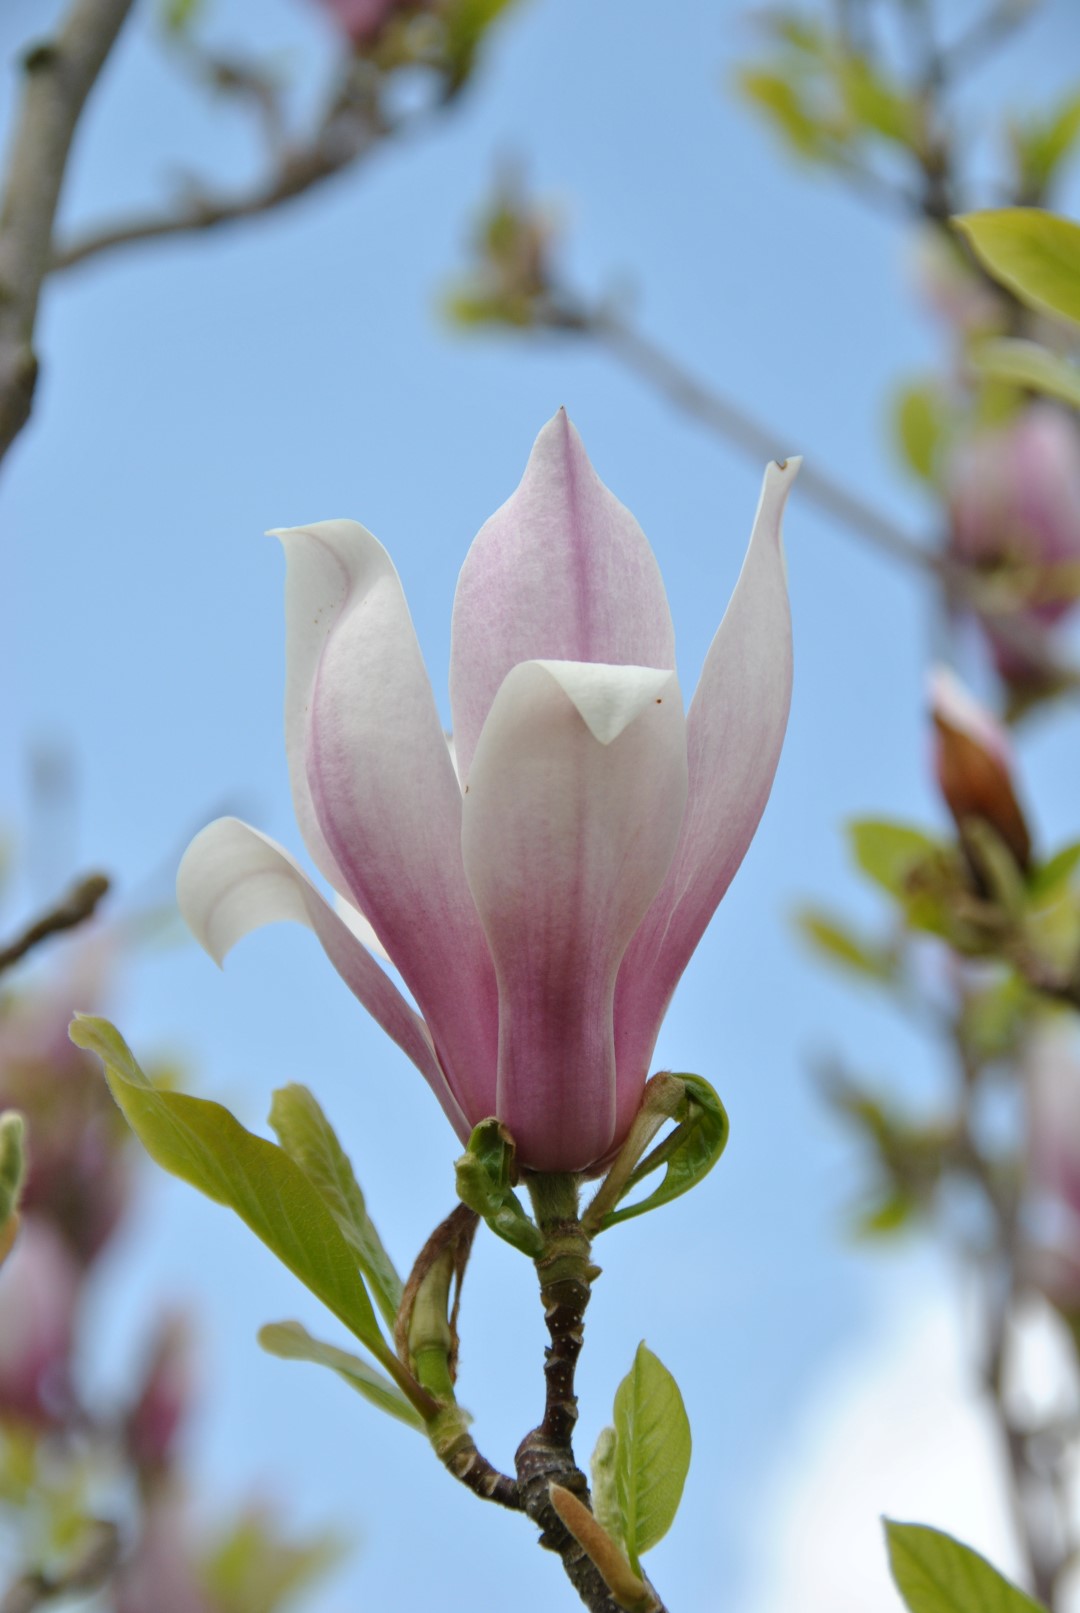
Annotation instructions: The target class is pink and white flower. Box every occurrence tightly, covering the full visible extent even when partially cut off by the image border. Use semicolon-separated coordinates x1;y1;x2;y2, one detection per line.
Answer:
178;413;797;1173
947;403;1080;684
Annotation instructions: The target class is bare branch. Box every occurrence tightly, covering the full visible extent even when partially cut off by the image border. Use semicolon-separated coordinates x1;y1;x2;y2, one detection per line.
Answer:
0;873;109;978
0;0;136;468
52;68;442;274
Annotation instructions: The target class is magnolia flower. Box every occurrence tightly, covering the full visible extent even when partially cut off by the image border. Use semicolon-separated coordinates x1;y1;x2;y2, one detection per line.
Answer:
0;1218;79;1425
1022;1028;1080;1315
947;403;1080;684
178;414;797;1173
929;665;1031;873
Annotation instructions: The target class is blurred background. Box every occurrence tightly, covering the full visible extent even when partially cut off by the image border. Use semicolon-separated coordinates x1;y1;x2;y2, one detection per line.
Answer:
2;1;1080;1609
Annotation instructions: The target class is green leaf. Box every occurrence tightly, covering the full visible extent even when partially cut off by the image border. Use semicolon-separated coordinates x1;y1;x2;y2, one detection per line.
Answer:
455;1120;543;1256
71;1016;413;1394
258;1320;423;1431
202;1510;342;1613
737;69;827;158
894;382;947;484
795;907;891;980
268;1085;401;1331
853;1188;917;1238
612;1343;692;1572
955;209;1080;329
599;1074;728;1230
885;1521;1046;1613
971;338;1080;410
850;820;943;898
1012;91;1080;194
1030;839;1080;900
837;54;917;147
162;0;205;31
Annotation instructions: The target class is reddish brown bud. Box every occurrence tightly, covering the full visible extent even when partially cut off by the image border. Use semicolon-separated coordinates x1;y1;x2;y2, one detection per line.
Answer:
930;667;1032;874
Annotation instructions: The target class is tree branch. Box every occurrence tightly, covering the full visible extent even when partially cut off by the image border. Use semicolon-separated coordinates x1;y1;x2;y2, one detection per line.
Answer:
515;1175;670;1613
0;873;109;978
51;69;444;275
0;0;136;469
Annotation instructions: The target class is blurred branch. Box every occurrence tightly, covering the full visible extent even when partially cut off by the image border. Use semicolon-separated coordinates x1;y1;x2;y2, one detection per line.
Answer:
0;873;109;978
0;0;136;470
937;0;1039;84
0;1521;120;1613
570;304;1080;692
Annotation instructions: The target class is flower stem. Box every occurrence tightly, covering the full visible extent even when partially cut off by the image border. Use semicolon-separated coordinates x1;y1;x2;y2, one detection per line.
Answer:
516;1174;669;1613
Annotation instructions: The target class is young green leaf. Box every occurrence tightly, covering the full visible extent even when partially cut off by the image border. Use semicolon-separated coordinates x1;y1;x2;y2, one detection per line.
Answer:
894;382;947;485
599;1074;728;1230
268;1085;402;1331
454;1119;543;1256
795;907;892;980
70;1016;419;1399
885;1521;1046;1613
258;1321;424;1431
849;820;943;899
590;1425;623;1547
971;338;1080;411
955;209;1080;329
612;1343;692;1572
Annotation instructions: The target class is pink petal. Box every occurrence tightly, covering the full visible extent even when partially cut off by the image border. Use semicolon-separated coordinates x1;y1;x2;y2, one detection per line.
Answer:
613;459;799;1132
461;660;688;1173
449;411;676;785
176;817;469;1139
274;520;498;1126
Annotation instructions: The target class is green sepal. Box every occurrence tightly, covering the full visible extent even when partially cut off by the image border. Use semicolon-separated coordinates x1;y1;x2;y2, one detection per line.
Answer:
611;1343;692;1573
258;1320;424;1431
268;1084;402;1331
70;1016;429;1413
454;1119;543;1256
885;1520;1046;1613
596;1074;728;1230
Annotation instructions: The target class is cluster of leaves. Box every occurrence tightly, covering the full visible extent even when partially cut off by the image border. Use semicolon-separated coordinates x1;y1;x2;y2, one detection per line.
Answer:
736;11;928;174
799;813;1080;1239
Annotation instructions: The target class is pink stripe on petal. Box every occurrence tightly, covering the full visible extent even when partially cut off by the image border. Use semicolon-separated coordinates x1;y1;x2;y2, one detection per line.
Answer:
613;459;799;1129
177;817;469;1140
276;521;499;1126
461;660;688;1173
450;411;676;785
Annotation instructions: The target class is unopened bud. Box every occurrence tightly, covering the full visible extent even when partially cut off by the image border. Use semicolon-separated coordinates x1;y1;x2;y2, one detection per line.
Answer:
929;666;1032;874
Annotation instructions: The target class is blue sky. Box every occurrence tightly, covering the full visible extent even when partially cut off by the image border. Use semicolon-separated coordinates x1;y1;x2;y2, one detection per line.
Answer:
2;0;1080;1608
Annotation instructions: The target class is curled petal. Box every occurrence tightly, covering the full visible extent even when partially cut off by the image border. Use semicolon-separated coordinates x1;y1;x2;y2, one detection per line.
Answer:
461;660;688;1173
176;817;468;1138
275;520;498;1124
450;411;676;784
614;458;799;1128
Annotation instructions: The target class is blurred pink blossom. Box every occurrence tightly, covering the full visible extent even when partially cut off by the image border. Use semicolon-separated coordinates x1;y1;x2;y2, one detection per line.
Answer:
127;1313;195;1477
1024;1029;1080;1314
0;939;132;1263
0;1218;79;1425
310;0;408;45
115;1495;212;1613
947;403;1080;686
179;414;798;1173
